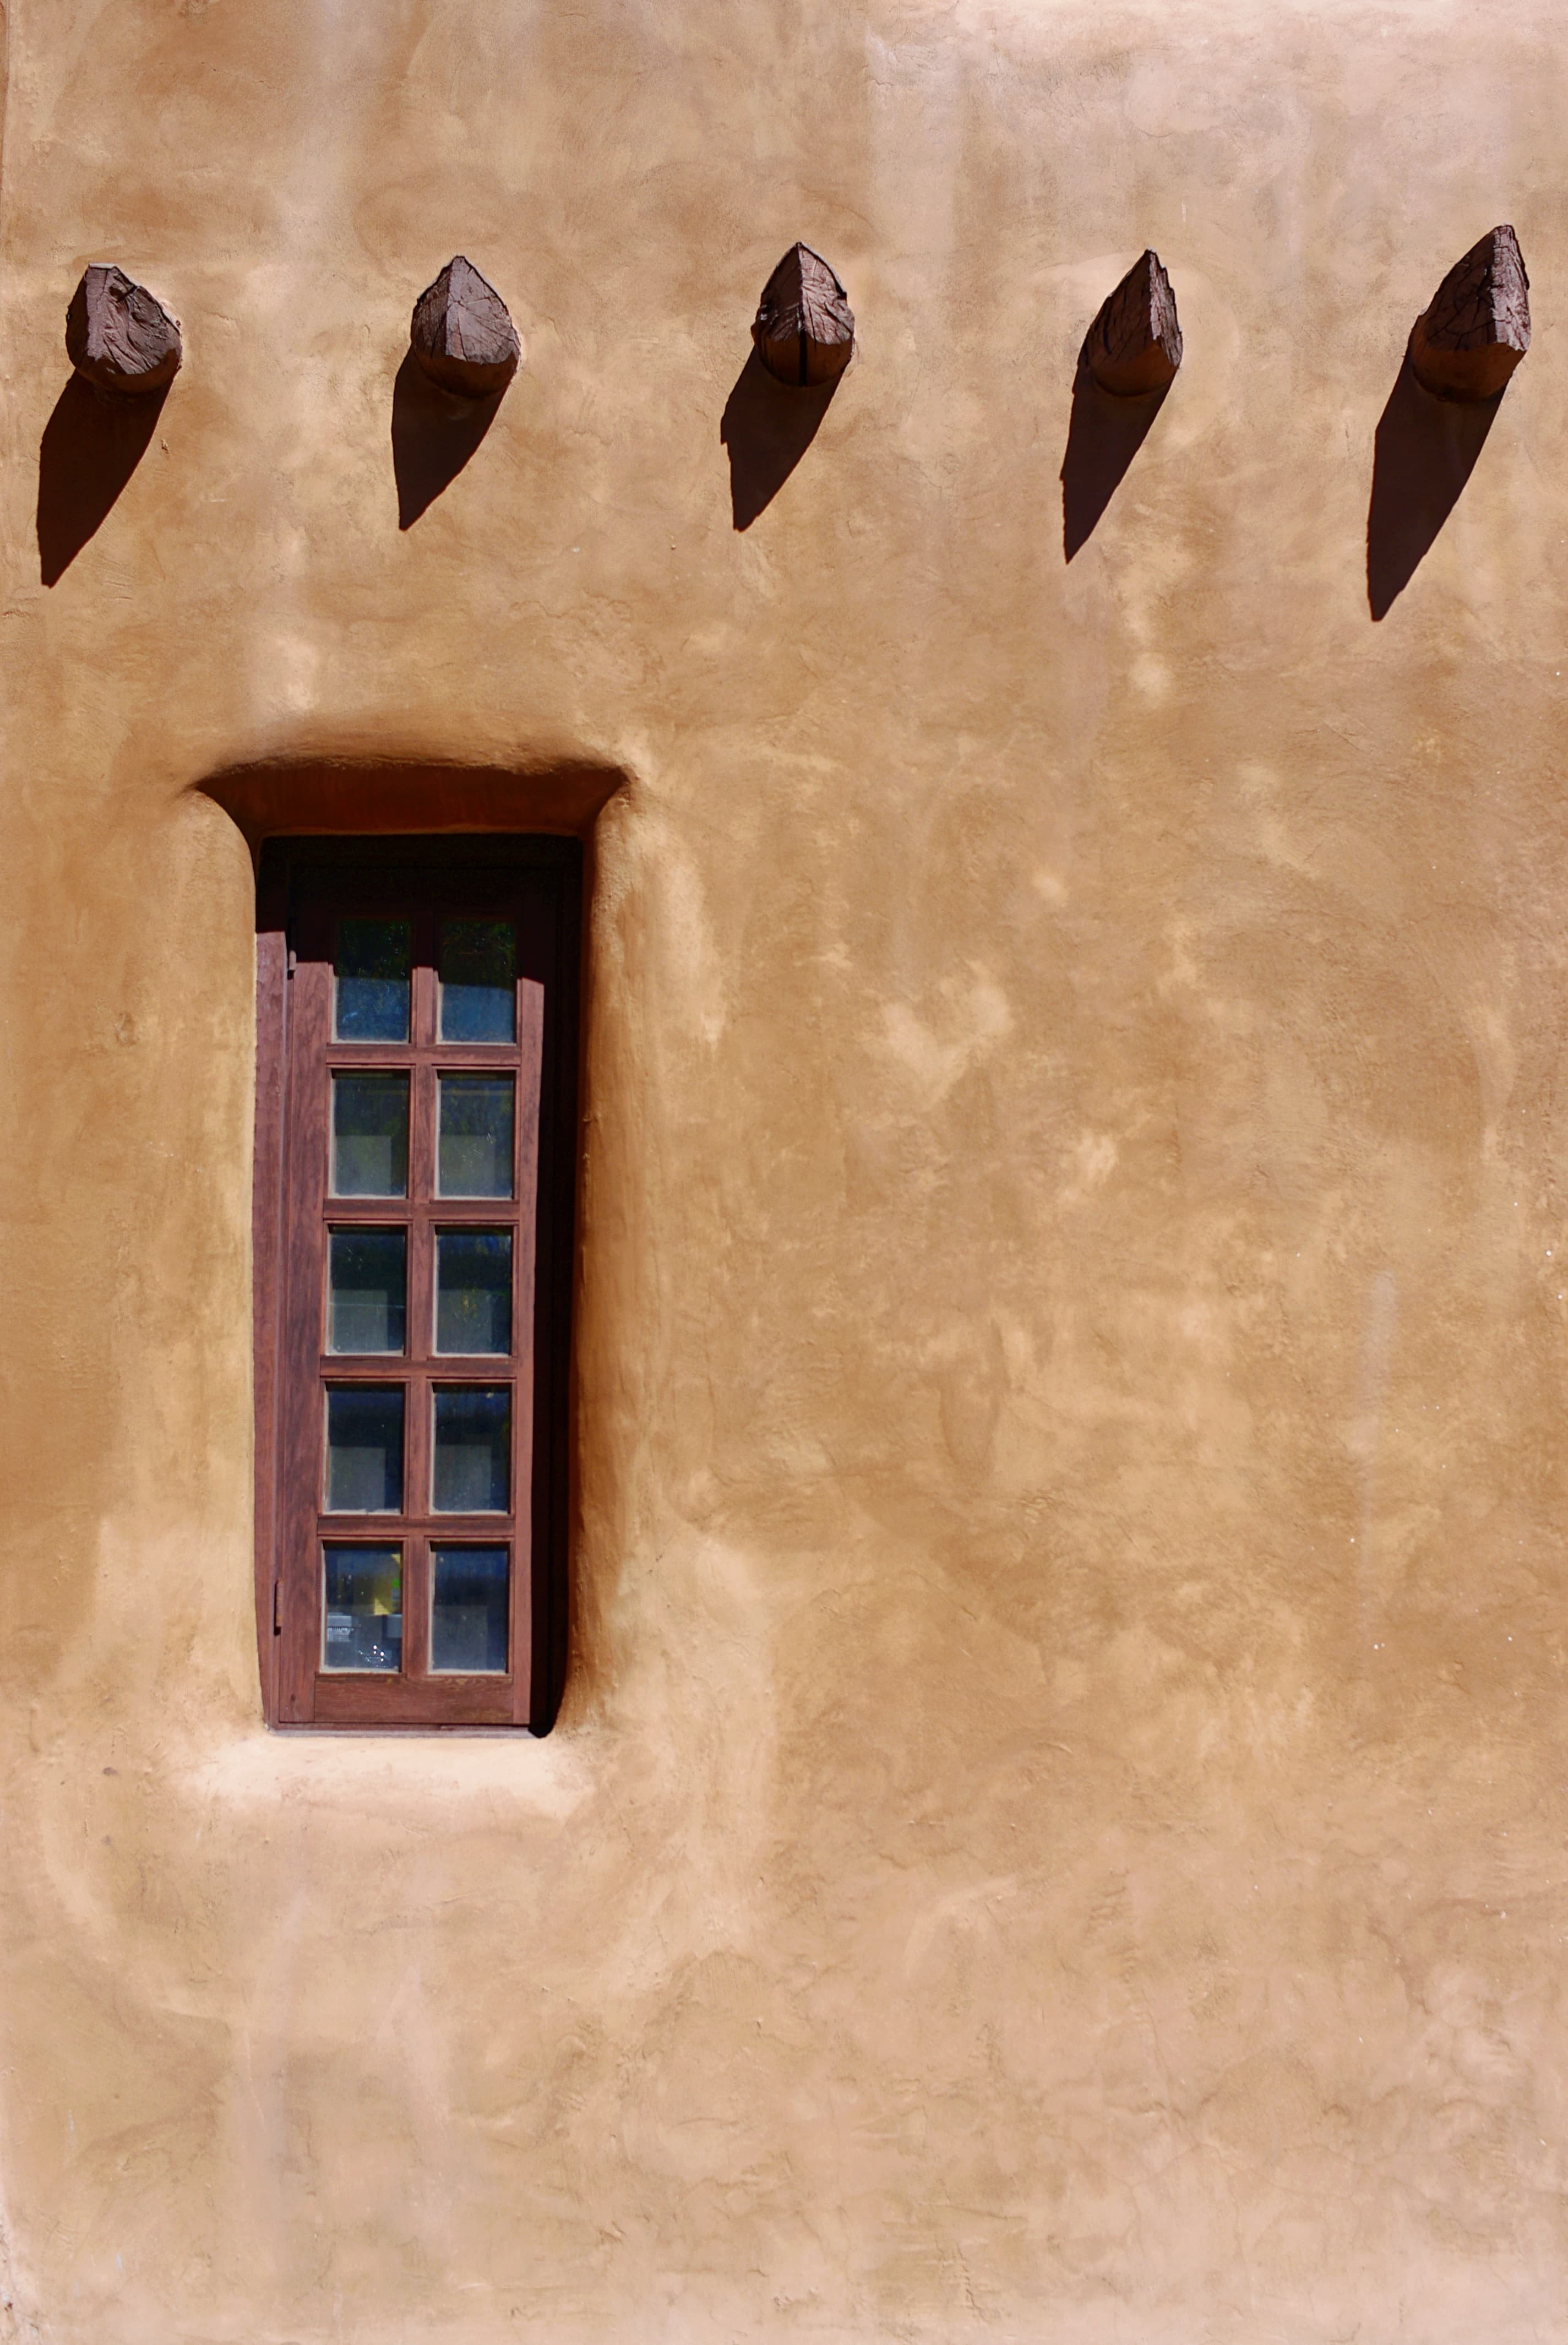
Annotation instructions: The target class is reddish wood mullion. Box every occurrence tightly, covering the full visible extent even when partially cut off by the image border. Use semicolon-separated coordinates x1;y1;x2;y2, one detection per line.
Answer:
405;1054;435;1559
320;1510;509;1533
321;1203;410;1225
408;1205;435;1379
410;1055;437;1243
252;904;290;1726
406;1199;511;1223
524;868;556;1724
507;878;553;1721
405;1365;432;1539
279;948;334;1722
506;945;545;1721
404;1531;432;1678
323;1042;516;1068
315;1043;411;1070
530;863;581;1728
406;984;437;1667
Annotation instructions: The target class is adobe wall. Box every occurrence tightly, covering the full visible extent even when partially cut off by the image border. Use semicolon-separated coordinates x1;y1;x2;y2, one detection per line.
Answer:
2;1;1567;2337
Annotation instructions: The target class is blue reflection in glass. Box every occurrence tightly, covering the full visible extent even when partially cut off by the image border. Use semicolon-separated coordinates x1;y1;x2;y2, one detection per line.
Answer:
439;920;515;1043
334;920;410;1042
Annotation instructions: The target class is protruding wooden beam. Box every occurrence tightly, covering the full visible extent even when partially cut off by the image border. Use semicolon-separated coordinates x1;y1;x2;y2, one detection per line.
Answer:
752;243;854;388
1082;249;1183;398
66;264;182;396
410;257;522;398
1408;225;1529;402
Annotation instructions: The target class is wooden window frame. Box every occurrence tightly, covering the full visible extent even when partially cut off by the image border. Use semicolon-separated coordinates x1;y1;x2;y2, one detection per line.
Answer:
253;836;579;1729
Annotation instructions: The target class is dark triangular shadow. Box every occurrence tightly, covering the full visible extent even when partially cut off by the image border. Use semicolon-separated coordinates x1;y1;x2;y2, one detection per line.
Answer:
391;350;505;530
1060;360;1170;561
721;347;839;530
1366;357;1503;619
37;373;168;585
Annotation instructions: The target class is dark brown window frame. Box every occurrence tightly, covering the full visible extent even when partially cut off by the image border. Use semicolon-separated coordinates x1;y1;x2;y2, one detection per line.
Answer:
253;835;579;1730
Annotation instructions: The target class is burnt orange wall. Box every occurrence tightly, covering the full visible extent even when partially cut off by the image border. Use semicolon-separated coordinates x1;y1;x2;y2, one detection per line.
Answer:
3;2;1568;2337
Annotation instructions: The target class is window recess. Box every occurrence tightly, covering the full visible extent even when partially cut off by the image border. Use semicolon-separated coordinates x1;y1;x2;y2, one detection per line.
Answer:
252;837;579;1729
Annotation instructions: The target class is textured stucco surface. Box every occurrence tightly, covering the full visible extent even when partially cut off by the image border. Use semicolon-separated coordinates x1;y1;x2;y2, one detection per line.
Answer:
4;0;1568;2337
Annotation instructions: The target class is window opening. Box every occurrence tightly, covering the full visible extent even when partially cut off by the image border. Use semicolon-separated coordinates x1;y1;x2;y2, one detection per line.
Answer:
253;836;579;1728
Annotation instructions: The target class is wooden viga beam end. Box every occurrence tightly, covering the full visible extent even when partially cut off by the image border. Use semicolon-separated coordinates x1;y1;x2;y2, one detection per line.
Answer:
410;256;523;397
66;264;182;396
752;243;854;388
1408;225;1530;401
1082;249;1183;398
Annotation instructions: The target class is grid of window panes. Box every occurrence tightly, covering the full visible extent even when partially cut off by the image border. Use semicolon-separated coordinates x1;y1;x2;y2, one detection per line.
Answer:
319;914;519;1679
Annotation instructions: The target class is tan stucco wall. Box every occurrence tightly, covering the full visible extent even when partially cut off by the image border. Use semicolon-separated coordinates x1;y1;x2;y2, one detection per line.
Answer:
4;0;1568;2335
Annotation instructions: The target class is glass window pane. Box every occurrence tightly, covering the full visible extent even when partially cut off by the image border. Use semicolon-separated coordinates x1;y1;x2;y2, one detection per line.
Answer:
332;1073;409;1197
334;920;410;1042
437;1075;513;1198
435;1231;512;1355
325;1386;404;1512
439;919;516;1043
328;1229;406;1354
432;1386;510;1512
431;1546;509;1673
323;1546;403;1672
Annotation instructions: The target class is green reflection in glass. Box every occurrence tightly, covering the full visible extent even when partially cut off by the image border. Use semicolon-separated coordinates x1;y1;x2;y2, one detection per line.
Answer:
332;1073;409;1196
322;1546;403;1671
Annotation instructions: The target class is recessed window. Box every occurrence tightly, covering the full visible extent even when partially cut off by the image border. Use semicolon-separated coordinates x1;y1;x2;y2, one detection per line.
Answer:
253;837;579;1729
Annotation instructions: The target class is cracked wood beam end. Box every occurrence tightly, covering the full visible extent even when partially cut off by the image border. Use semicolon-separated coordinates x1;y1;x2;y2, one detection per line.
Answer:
1408;225;1529;402
410;257;523;397
66;264;182;396
1083;249;1183;398
752;243;854;388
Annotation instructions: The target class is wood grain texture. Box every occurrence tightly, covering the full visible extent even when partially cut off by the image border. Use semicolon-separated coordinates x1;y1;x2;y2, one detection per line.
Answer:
65;263;182;396
1081;248;1183;398
410;255;522;397
203;760;623;855
251;910;290;1727
752;243;854;387
1408;224;1530;401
